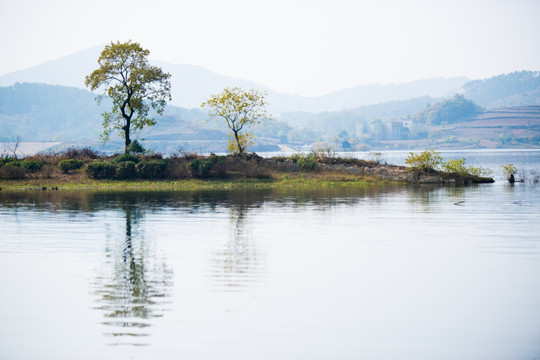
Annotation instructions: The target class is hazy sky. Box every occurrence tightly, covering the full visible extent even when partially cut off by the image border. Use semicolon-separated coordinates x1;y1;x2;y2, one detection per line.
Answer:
1;0;539;96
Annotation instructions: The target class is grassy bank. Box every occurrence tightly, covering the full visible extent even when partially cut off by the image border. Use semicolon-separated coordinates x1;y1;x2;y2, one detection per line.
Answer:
0;173;386;191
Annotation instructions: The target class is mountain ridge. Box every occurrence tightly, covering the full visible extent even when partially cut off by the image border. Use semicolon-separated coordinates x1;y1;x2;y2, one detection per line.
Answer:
0;45;469;114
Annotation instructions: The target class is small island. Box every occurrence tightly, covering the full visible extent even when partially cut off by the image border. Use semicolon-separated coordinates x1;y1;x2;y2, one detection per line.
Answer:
0;148;494;191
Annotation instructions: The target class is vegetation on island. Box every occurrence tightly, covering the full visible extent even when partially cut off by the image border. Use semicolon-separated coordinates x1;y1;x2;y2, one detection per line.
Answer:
405;149;492;177
499;163;539;184
85;41;171;152
0;143;500;190
201;87;270;155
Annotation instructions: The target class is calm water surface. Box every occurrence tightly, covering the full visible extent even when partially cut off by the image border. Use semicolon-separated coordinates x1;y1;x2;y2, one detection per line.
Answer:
1;150;540;360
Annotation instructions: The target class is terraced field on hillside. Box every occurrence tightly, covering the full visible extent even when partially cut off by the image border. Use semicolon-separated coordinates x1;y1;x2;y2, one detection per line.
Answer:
431;106;540;147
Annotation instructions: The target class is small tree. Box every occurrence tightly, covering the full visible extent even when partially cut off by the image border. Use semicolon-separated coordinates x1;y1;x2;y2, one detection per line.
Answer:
405;149;442;172
85;41;171;152
201;87;270;155
501;163;518;183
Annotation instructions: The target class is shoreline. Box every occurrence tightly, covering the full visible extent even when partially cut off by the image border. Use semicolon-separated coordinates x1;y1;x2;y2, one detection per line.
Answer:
0;153;495;191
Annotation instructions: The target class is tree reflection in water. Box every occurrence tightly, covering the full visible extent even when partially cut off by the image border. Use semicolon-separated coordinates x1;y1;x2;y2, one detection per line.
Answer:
92;200;173;346
211;203;266;292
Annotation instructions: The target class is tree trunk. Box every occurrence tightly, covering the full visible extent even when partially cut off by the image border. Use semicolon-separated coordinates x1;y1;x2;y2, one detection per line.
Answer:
234;130;244;154
123;123;131;153
508;174;515;184
120;92;133;153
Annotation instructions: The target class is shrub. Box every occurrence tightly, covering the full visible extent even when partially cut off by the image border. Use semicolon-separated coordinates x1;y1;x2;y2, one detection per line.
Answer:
443;158;493;177
0;158;18;167
20;161;43;172
113;153;140;164
187;159;213;178
2;161;42;172
136;160;167;179
405;149;442;172
63;147;99;159
296;156;316;170
442;158;469;176
166;158;190;178
501;163;517;178
115;161;137;179
207;154;221;165
290;153;317;170
126;140;145;154
58;159;83;173
4;161;21;168
86;162;115;179
208;155;229;177
466;165;493;178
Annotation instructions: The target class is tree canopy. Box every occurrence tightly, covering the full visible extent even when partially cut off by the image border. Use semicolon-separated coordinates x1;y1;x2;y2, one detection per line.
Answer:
201;87;270;154
415;94;482;125
85;40;171;151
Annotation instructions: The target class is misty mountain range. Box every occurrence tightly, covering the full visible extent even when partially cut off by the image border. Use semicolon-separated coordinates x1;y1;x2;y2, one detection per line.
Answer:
0;45;468;114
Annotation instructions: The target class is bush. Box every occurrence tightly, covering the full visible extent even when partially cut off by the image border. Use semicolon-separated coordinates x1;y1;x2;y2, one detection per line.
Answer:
442;158;469;176
3;161;21;168
63;147;99;159
136;160;167;179
187;159;214;178
86;162;115;179
443;158;493;177
126;140;146;154
405;149;442;172
166;158;190;178
115;161;137;179
58;159;83;173
20;160;43;172
501;163;517;178
0;158;18;167
465;165;493;177
2;160;43;172
296;156;316;170
290;153;317;170
113;153;140;164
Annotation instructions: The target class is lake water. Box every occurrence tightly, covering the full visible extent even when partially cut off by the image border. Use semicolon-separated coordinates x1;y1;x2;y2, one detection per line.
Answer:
1;150;540;360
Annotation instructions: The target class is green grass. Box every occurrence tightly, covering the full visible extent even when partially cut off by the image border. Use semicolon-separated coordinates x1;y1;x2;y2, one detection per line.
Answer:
0;176;382;191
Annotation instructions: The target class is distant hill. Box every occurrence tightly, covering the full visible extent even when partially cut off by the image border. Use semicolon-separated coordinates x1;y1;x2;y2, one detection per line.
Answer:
0;45;468;114
463;71;540;108
0;83;227;150
0;82;104;141
428;106;540;148
280;96;435;131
